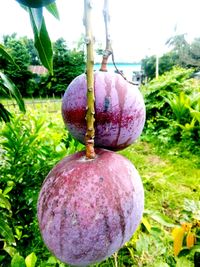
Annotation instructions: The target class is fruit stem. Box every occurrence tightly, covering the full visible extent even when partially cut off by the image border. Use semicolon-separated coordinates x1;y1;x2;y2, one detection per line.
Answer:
100;0;112;72
83;0;96;159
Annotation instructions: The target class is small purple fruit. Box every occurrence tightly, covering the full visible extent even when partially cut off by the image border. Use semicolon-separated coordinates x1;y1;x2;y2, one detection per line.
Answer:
37;148;144;266
62;71;146;151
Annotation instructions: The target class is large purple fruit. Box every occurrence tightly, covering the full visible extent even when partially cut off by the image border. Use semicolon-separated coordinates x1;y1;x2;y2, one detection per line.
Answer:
62;71;146;151
37;148;144;266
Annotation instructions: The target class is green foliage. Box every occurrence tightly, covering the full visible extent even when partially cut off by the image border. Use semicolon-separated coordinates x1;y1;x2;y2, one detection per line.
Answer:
0;107;67;266
0;101;199;266
142;66;193;123
0;44;26;122
167;34;200;69
141;51;178;80
165;92;191;124
141;66;200;154
1;35;33;96
142;34;200;80
28;8;53;75
40;38;85;96
0;34;85;97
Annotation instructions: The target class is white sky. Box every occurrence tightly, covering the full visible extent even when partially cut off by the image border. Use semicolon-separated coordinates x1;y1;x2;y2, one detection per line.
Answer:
1;0;200;62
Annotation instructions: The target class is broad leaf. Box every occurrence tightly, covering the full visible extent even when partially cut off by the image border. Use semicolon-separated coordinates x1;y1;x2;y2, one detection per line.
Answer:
11;254;26;267
0;72;25;113
141;217;151;232
0;193;11;211
3;245;17;257
29;9;53;74
30;7;43;32
190;109;200;123
0;44;19;69
0;103;12;122
0;217;15;245
25;252;37;267
145;210;176;228
46;2;60;19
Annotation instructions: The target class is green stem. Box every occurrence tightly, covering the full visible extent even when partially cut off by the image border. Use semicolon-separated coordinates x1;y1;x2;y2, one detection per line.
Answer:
84;0;95;159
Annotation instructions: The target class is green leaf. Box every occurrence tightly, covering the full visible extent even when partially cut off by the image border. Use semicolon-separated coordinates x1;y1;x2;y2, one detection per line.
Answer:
0;193;11;211
150;213;176;228
45;2;60;19
0;72;26;113
0;103;12;122
3;245;17;258
25;252;37;267
141;217;151;232
0;217;15;245
3;185;14;196
145;210;176;228
153;262;169;267
30;7;43;31
190;109;200;123
176;257;193;267
11;254;26;267
29;9;53;74
0;44;19;69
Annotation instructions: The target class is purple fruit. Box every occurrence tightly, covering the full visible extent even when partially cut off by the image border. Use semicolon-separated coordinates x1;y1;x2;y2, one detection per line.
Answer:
62;71;146;151
37;148;144;266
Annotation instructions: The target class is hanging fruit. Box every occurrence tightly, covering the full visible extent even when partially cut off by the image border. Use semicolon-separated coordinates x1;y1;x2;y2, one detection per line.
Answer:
37;1;145;266
62;71;146;151
37;149;144;266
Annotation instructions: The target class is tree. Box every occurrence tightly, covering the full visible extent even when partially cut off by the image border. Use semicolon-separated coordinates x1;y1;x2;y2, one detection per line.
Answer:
25;38;41;65
166;34;200;69
0;44;25;122
141;52;178;80
40;38;85;96
1;34;33;96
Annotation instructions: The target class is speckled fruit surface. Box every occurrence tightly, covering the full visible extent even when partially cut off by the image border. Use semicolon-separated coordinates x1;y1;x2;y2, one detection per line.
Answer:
37;148;144;266
62;71;146;151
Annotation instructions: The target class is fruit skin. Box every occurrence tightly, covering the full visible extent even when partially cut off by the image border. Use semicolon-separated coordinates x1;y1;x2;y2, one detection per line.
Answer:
37;148;144;266
16;0;55;8
62;71;146;151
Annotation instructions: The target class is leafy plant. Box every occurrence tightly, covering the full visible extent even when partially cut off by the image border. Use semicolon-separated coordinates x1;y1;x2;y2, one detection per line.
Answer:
141;67;200;154
0;109;66;265
0;44;25;122
171;199;200;267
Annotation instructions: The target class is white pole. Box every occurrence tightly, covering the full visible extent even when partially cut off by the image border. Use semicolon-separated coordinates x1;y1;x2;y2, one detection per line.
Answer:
156;54;159;79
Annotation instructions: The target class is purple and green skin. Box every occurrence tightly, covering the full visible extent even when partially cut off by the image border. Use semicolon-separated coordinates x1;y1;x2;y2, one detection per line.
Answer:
37;148;144;266
62;71;146;151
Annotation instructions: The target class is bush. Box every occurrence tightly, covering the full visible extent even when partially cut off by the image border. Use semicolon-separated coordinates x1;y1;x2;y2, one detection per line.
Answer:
141;67;200;154
0;110;67;265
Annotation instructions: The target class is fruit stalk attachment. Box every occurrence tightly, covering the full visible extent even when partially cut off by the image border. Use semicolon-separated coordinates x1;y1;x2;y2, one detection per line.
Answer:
100;0;112;72
83;0;96;159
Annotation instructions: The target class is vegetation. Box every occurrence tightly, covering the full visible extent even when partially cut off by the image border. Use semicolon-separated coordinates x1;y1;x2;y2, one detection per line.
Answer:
0;34;85;97
141;34;200;80
141;67;200;156
0;3;199;266
0;65;199;266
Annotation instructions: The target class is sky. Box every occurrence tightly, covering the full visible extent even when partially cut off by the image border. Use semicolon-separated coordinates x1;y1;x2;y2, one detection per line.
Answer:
1;0;200;62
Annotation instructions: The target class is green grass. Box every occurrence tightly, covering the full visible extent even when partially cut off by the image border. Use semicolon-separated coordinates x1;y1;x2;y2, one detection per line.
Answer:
120;140;200;217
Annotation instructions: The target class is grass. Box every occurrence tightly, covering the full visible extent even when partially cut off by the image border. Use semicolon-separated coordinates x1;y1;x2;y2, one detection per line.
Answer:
120;140;199;216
